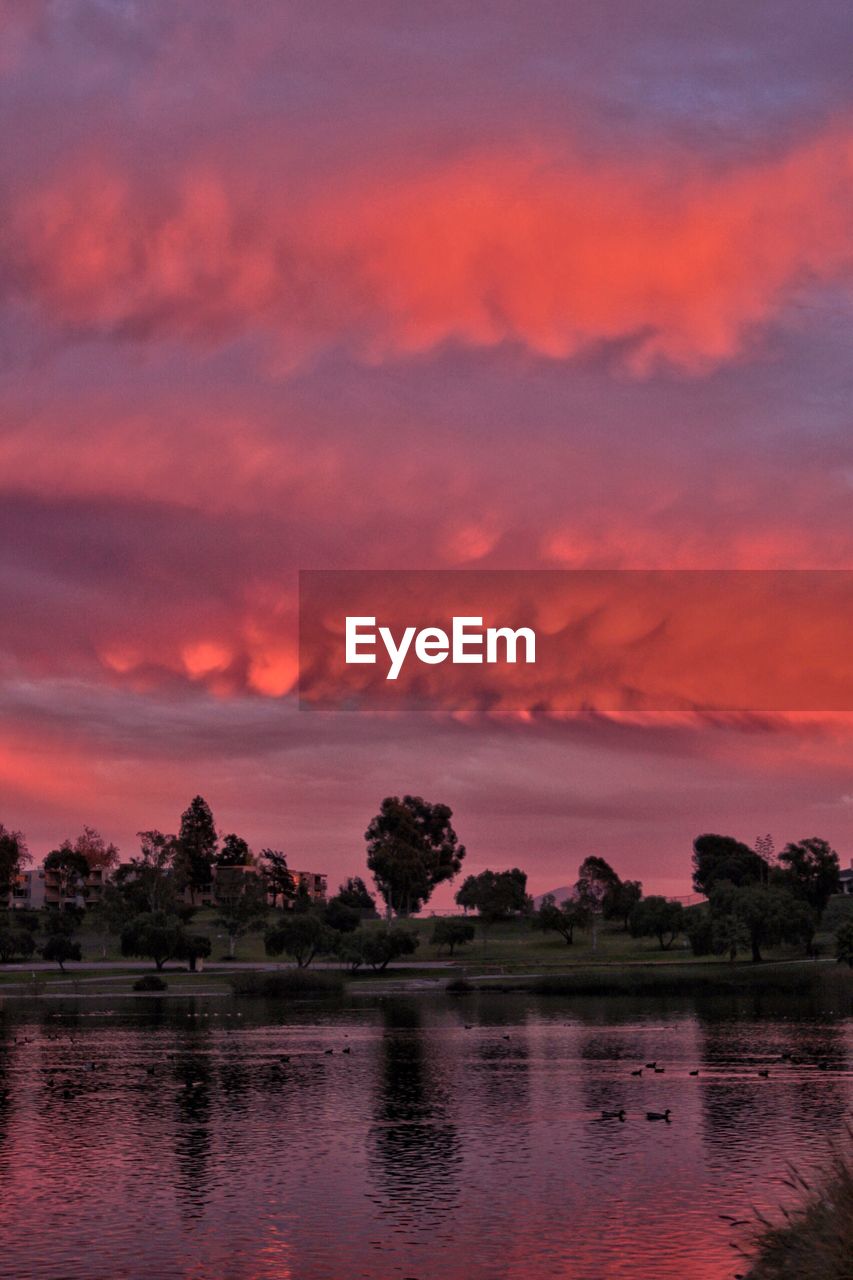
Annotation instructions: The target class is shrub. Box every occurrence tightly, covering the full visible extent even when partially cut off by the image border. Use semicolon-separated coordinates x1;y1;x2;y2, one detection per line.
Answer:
229;970;344;998
445;976;474;994
745;1139;853;1279
133;974;168;992
432;918;475;955
0;928;36;963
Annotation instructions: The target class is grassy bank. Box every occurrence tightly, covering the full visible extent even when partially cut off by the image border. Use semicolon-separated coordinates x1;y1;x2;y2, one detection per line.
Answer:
745;1140;853;1280
506;960;851;998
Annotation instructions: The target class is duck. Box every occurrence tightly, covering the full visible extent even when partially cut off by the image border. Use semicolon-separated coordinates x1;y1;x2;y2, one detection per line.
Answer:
630;1068;643;1077
600;1109;626;1121
646;1109;671;1121
757;1069;770;1078
324;1048;334;1056
342;1046;352;1055
645;1061;656;1069
653;1067;665;1074
689;1069;699;1077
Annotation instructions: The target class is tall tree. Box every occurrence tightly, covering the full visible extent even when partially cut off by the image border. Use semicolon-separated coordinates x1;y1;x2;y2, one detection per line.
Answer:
692;833;767;896
123;830;179;913
214;868;267;957
365;795;465;917
217;833;251;867
44;843;90;908
174;796;217;902
0;825;29;901
776;838;841;917
71;827;119;873
603;878;643;930
576;856;620;950
258;848;295;908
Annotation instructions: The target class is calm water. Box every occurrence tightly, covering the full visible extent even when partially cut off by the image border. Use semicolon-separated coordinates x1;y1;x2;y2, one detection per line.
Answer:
0;989;851;1280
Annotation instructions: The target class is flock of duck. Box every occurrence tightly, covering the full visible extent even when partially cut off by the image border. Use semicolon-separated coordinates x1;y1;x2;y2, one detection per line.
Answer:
595;1049;839;1124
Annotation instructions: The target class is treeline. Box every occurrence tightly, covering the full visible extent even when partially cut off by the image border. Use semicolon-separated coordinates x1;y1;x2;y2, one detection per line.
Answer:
530;835;851;964
0;794;464;972
2;796;852;971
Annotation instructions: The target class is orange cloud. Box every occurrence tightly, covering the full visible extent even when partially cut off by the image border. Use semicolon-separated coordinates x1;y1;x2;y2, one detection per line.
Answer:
8;124;853;371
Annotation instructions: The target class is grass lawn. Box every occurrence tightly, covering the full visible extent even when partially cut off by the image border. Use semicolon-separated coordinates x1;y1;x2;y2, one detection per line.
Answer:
3;898;851;986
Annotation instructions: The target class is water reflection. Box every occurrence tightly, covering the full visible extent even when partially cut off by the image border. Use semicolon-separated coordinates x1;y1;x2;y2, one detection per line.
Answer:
368;999;462;1236
0;992;849;1280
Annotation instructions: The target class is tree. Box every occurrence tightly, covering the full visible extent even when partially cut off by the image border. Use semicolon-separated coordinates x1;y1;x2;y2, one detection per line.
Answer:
176;933;212;972
124;830;179;913
174;796;217;903
629;896;685;950
776;838;841;917
533;894;590;945
431;917;476;955
42;935;81;972
835;921;853;968
692;834;767;896
217;833;251;867
711;883;814;963
365;795;466;917
603;879;643;930
264;914;333;968
335;876;378;916
685;907;714;956
214;869;268;958
324;898;362;933
576;856;620;950
44;843;91;908
259;848;295;909
121;911;184;970
88;881;133;958
0;925;36;963
711;912;750;962
338;925;419;971
292;882;313;913
453;869;530;923
0;825;30;900
71;826;119;873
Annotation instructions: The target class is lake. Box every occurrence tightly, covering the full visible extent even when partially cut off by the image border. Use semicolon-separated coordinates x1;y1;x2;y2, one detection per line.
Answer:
0;988;850;1279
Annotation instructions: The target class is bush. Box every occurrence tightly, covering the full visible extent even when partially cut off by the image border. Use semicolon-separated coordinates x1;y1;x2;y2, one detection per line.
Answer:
229;970;344;998
432;918;476;955
41;935;81;971
133;974;168;992
0;928;37;963
337;924;419;971
835;921;853;967
745;1140;853;1279
264;915;335;967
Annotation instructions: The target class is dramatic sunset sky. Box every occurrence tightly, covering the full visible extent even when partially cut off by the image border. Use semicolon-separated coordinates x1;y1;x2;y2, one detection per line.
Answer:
3;0;853;899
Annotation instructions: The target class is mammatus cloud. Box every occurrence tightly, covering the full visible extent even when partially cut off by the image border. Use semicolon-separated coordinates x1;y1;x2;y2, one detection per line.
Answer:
7;125;853;371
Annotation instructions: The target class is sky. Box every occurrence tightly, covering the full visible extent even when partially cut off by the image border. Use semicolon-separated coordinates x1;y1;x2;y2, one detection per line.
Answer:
2;0;853;900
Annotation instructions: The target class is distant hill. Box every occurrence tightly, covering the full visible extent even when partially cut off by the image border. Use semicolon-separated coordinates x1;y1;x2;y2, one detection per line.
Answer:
533;886;575;908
